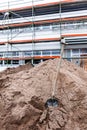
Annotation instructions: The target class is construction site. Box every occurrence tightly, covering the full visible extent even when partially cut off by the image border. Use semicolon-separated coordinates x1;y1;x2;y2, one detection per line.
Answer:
0;0;87;130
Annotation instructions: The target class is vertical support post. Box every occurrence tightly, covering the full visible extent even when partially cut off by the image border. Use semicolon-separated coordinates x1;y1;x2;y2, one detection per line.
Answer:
31;0;35;65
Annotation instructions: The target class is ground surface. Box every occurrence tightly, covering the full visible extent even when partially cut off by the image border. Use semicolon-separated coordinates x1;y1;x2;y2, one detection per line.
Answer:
0;59;87;130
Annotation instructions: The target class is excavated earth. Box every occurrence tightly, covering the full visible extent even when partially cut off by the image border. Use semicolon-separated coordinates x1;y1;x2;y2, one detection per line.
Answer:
0;59;87;130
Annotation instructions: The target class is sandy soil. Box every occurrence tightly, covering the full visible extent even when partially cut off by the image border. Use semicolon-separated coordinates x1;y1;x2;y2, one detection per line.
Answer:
0;59;87;130
0;62;33;76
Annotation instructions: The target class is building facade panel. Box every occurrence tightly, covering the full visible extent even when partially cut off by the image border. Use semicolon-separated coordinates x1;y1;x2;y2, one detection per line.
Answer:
0;0;87;70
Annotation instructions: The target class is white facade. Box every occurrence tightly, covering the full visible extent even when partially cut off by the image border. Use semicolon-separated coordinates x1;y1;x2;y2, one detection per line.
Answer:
0;0;87;71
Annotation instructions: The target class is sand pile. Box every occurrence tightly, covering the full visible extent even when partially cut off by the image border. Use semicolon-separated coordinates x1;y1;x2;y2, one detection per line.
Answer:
0;62;33;76
0;59;87;130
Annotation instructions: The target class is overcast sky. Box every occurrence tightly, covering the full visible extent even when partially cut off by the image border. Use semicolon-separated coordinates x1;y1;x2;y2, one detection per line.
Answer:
0;0;9;2
0;0;63;5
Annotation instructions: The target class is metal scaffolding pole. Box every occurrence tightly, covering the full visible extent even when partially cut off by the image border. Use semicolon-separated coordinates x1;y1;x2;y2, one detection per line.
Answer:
5;1;10;67
31;0;35;65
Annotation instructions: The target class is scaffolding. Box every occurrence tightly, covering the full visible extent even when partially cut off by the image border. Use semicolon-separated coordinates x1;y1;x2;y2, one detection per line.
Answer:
0;0;87;70
0;0;61;68
1;0;36;67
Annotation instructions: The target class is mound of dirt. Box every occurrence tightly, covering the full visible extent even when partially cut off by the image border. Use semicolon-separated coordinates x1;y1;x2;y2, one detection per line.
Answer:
0;59;87;130
0;62;33;76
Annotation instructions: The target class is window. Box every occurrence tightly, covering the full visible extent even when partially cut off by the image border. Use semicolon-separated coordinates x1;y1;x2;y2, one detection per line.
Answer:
42;50;50;55
0;61;3;64
4;52;12;57
72;49;80;57
0;53;3;57
4;60;11;64
34;5;59;16
42;25;50;30
72;49;79;54
33;51;41;56
12;60;19;64
33;59;41;64
12;52;19;57
66;49;71;58
24;51;32;56
81;49;87;54
52;23;60;30
52;50;60;55
35;25;43;31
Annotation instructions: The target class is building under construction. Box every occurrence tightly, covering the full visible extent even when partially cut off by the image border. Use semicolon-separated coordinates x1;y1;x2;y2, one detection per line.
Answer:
0;1;87;129
0;0;87;71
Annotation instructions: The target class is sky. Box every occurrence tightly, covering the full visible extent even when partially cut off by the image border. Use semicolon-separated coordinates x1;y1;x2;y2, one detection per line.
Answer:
0;0;66;5
0;0;21;3
0;0;28;1
0;0;7;1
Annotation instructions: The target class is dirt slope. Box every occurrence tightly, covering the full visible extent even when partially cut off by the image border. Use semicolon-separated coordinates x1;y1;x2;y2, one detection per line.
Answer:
0;62;33;76
0;59;87;130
